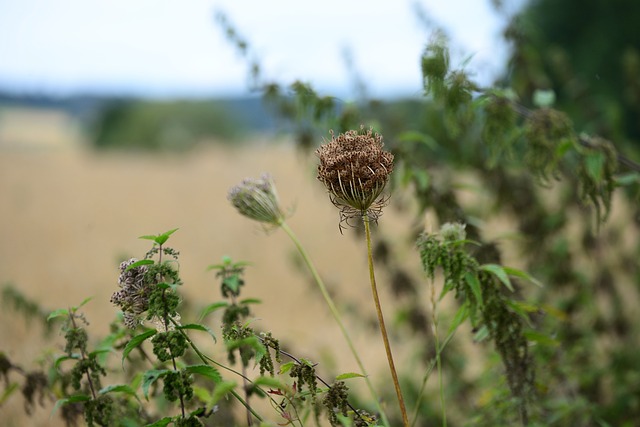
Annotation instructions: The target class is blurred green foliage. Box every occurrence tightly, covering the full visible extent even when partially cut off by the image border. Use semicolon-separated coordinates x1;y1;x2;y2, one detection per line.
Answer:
92;99;249;150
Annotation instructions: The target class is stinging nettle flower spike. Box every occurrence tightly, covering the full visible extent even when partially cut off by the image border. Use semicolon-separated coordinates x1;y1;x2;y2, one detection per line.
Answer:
228;173;286;226
316;126;394;228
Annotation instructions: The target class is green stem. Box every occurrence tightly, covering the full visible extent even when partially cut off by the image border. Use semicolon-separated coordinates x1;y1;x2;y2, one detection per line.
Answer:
280;221;390;427
410;330;456;427
431;278;446;427
363;216;409;427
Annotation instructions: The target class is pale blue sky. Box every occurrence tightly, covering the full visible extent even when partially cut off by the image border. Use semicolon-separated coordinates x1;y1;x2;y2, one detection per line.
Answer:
0;0;524;98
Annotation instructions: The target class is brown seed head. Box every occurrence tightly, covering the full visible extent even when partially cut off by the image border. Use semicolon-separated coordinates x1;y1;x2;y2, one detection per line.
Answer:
316;127;393;226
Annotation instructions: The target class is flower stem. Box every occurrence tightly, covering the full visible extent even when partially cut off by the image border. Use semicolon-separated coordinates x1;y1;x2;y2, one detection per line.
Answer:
363;215;409;427
431;278;446;427
280;221;390;427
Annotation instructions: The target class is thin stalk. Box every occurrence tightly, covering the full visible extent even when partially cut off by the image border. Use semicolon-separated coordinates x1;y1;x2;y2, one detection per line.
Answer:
363;215;409;427
430;278;446;427
410;330;456;427
280;221;390;427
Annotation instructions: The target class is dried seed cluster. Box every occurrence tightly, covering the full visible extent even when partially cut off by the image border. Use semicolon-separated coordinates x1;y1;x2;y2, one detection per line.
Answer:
316;127;393;227
110;258;151;328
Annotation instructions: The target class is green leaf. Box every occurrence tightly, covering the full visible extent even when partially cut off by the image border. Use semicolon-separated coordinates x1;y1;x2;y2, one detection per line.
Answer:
75;297;93;310
523;330;559;347
209;381;237;406
0;382;19;405
126;259;155;271
222;275;241;293
99;384;140;401
139;228;179;246
502;266;543;288
464;273;483;307
585;152;605;182
142;369;170;400
122;329;156;365
615;172;640;186
52;394;91;415
145;416;172;427
473;325;490;342
185;365;222;383
279;361;295;375
226;336;266;362
178;323;216;342
192;385;212;403
447;302;469;337
54;354;79;369
335;372;366;381
47;308;69;322
239;298;262;305
480;264;514;292
198;302;229;321
253;376;286;389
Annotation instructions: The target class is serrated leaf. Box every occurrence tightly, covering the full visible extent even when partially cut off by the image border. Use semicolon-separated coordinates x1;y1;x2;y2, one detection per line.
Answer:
480;264;513;292
198;302;229;321
464;272;483;306
279;362;295;375
122;329;156;366
145;416;172;427
178;323;216;342
142;369;170;400
185;365;222;383
447;302;469;336
502;266;543;288
335;372;366;381
126;259;155;271
47;308;69;322
99;384;140;401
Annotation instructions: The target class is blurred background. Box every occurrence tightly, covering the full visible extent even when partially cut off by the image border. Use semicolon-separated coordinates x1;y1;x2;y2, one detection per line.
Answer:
2;0;640;425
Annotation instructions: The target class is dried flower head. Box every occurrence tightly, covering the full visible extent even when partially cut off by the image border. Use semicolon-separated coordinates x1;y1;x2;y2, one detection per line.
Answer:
316;127;394;228
228;174;285;226
110;258;151;328
110;258;181;330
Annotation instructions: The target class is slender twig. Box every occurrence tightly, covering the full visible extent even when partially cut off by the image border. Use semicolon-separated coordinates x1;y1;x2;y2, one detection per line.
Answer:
363;215;409;427
280;221;390;426
410;330;457;427
69;311;97;401
430;278;446;427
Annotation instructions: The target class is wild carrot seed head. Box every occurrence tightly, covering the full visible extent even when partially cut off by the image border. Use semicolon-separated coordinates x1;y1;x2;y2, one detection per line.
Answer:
228;173;286;226
316;126;393;227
